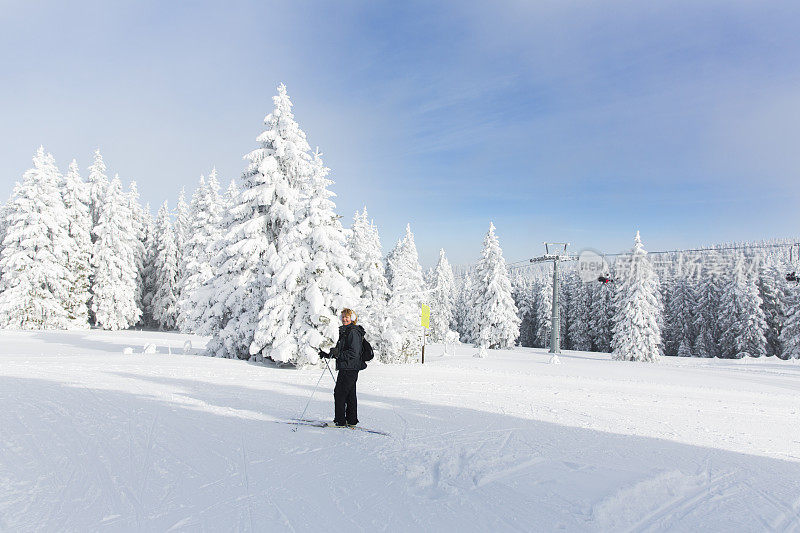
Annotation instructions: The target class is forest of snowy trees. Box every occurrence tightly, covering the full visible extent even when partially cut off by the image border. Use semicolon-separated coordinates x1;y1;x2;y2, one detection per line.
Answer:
1;84;799;363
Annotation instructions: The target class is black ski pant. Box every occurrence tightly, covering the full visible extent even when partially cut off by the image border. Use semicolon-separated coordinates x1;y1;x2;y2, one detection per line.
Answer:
334;369;359;425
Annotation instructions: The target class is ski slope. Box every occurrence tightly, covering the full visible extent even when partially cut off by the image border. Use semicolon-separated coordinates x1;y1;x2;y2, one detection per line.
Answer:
1;330;799;532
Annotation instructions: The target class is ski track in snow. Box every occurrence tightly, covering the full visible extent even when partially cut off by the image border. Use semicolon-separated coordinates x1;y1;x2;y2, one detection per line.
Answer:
1;330;799;531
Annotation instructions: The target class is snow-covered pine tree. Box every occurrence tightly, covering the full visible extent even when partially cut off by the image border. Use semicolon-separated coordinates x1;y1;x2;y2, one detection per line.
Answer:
694;251;725;357
187;178;239;338
612;231;663;362
428;248;456;343
87;149;108;230
453;271;475;343
0;147;73;329
758;261;789;357
151;201;179;330
664;275;697;356
91;176;142;330
533;277;552;348
139;203;158;327
252;149;358;364
718;254;767;358
470;222;520;349
588;280;613;352
126;181;147;319
348;207;392;359
178;172;223;332
677;336;692;357
512;275;536;347
205;84;339;362
566;270;591;351
173;188;190;303
61;159;92;327
779;285;800;359
385;224;426;362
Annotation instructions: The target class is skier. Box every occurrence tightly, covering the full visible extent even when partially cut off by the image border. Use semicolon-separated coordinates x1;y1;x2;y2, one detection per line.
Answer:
319;308;366;427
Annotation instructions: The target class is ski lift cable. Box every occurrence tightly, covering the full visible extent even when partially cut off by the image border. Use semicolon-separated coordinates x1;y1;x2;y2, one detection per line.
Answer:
506;241;800;269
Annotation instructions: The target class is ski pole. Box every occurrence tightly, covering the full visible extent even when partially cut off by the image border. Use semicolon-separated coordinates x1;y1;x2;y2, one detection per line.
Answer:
323;357;336;383
297;363;327;423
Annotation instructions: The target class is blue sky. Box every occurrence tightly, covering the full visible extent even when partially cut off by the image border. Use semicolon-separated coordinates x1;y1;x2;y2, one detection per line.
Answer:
2;1;799;267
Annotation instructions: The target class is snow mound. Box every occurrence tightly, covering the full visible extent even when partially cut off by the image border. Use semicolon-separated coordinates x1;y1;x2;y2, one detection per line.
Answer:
122;347;133;355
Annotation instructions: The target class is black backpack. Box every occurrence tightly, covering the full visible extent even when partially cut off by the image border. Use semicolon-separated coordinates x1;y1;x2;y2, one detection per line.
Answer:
361;336;374;362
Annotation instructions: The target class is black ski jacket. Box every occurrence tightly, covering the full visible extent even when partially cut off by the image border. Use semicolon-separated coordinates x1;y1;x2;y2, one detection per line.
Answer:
330;324;366;371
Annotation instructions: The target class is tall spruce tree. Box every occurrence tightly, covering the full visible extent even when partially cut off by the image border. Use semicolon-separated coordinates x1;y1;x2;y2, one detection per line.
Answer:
385;225;426;362
251;146;359;364
127;181;147;319
188;178;239;338
664;275;697;356
348;207;392;359
151;202;179;330
612;231;663;362
91;176;141;330
718;254;767;358
758;262;789;357
779;285;800;359
61;159;92;327
470;222;520;349
428;248;456;343
0;147;73;329
566;271;591;351
588;281;614;352
694;251;725;357
178;172;223;332
140;203;158;327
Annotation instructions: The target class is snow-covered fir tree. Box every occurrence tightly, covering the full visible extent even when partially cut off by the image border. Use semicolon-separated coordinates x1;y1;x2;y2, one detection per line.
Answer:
151;201;179;330
664;275;697;356
718;254;767;358
612;231;663;362
126;181;147;319
758;261;789;357
91;176;141;330
139;203;158;327
533;277;553;348
385;224;426;362
428;248;456;343
60;159;92;327
348;207;392;359
470;222;520;349
693;251;724;357
187;178;239;337
779;284;800;359
453;272;475;342
251;146;359;364
588;281;613;352
0;147;73;329
87;149;108;230
512;275;536;347
173;187;190;303
177;171;223;332
566;271;591;351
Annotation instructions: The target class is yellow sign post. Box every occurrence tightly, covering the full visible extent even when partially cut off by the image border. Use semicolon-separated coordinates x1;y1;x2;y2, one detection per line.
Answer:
421;304;430;329
421;304;430;364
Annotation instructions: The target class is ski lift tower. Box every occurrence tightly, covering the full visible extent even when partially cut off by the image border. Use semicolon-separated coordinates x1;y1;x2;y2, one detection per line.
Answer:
530;242;578;360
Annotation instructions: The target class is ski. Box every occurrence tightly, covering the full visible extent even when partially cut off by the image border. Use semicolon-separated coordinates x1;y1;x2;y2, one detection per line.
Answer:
287;418;390;436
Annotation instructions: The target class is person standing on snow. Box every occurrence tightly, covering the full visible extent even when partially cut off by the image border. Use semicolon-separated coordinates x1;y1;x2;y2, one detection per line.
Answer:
319;308;366;427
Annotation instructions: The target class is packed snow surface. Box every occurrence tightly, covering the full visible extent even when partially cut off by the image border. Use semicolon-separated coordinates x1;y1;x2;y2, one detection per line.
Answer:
1;330;799;532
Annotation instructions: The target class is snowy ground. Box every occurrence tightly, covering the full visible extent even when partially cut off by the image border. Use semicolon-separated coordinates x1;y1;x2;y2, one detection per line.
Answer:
1;331;800;532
